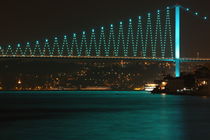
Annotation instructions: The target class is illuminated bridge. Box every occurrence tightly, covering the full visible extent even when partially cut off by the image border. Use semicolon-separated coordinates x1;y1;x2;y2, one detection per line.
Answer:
0;5;209;77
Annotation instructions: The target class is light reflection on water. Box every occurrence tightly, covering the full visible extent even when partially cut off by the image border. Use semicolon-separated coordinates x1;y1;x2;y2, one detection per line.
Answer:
0;91;210;140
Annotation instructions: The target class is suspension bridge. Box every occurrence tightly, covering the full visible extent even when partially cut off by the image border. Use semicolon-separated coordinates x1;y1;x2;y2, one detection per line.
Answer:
0;5;209;77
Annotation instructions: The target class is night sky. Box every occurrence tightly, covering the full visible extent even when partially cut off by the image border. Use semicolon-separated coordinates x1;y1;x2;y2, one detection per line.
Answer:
0;0;209;57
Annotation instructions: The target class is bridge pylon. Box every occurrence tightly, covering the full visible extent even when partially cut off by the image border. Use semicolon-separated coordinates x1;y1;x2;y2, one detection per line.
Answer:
175;5;181;77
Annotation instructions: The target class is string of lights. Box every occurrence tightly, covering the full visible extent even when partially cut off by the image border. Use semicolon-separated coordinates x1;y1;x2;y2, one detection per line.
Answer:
2;6;205;58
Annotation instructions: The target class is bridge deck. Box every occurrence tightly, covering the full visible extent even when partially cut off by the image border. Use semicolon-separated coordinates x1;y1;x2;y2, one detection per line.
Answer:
0;55;210;62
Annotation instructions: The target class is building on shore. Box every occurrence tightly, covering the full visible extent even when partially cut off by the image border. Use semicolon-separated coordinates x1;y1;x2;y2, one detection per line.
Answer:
152;75;210;96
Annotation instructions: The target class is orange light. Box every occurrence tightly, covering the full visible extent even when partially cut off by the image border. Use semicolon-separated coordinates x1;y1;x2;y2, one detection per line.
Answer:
161;82;167;86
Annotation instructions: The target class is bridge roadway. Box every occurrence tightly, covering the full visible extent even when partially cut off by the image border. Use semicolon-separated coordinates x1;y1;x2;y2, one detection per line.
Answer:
0;55;210;62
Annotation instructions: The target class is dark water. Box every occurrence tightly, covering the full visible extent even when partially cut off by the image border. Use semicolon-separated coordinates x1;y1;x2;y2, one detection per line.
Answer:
0;91;210;140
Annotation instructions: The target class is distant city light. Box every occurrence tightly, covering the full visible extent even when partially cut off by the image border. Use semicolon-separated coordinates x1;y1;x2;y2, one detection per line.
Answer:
18;80;22;84
202;81;208;85
161;82;167;86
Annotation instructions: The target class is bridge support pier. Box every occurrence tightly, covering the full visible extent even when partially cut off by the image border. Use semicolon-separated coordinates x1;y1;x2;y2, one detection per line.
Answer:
175;59;180;77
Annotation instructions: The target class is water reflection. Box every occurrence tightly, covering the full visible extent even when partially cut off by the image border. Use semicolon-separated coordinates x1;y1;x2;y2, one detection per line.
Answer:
0;92;210;140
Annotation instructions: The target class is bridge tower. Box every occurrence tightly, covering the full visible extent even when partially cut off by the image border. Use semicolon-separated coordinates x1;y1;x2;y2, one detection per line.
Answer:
175;5;181;77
